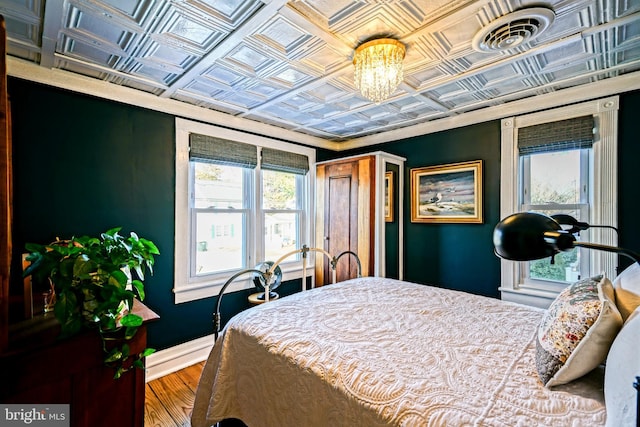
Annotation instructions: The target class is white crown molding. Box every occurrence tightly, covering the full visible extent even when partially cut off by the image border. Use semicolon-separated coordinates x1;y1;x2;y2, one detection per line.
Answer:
340;71;640;150
7;57;340;151
9;57;640;151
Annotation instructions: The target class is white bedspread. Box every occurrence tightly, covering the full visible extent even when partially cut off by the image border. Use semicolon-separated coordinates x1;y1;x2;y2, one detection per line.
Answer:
192;277;606;426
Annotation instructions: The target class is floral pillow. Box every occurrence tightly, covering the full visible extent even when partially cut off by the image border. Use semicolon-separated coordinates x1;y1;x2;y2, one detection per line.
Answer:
536;274;622;387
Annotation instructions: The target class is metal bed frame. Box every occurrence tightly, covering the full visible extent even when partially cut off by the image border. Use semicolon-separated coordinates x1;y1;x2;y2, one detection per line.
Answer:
212;245;361;341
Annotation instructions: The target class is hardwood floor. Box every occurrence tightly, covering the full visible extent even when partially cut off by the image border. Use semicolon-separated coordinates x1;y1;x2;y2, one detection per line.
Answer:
145;362;205;427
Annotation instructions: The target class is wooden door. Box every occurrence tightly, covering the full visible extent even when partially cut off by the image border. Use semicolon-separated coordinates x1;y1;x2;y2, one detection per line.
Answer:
323;160;359;283
316;156;374;285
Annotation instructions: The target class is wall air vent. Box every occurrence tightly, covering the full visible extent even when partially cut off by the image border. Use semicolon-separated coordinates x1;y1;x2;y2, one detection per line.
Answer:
472;7;555;53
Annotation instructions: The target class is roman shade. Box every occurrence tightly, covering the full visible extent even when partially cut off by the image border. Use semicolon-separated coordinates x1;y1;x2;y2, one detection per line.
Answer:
189;133;258;168
518;115;595;155
261;147;309;175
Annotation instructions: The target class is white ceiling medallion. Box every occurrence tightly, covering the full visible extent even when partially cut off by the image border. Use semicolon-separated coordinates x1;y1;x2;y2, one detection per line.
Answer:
472;7;555;53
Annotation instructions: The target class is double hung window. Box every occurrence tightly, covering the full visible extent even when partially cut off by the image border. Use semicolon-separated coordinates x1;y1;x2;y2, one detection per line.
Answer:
499;97;619;307
518;116;593;290
174;119;315;303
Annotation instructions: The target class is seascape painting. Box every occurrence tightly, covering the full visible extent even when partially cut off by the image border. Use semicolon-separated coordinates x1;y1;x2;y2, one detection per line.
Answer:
410;160;483;223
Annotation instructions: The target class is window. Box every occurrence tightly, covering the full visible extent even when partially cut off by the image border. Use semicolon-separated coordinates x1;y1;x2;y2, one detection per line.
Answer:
519;119;592;290
192;163;249;275
499;97;619;308
262;169;303;262
174;118;315;303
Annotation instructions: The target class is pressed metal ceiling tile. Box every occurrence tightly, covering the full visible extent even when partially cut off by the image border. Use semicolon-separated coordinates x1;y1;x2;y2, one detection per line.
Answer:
3;15;41;48
226;43;275;74
155;13;221;49
256;16;311;54
63;6;136;52
3;0;640;141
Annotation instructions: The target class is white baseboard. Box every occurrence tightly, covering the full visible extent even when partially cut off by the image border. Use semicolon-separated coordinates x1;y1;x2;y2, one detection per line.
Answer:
145;334;215;382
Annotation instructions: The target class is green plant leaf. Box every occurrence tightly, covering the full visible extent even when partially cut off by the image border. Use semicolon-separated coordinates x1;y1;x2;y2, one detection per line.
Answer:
113;367;124;379
109;269;128;288
124;326;138;340
121;313;142;327
73;255;96;279
141;238;160;255
132;280;145;300
104;348;123;363
140;348;156;358
23;227;159;380
121;344;130;359
134;265;145;281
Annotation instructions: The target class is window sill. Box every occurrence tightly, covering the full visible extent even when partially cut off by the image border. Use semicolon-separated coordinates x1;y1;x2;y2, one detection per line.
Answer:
174;263;315;304
499;286;559;309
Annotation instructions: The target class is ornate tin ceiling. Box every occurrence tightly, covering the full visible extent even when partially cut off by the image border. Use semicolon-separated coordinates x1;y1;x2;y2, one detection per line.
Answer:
2;0;640;144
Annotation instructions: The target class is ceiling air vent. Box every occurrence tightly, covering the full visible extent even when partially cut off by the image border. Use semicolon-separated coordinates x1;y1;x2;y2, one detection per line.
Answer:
472;7;555;53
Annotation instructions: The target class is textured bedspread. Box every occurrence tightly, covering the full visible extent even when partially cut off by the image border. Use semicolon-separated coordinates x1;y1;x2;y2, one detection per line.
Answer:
191;277;606;426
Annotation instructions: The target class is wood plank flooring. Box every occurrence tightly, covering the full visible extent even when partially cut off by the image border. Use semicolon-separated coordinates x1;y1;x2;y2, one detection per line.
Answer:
145;362;205;427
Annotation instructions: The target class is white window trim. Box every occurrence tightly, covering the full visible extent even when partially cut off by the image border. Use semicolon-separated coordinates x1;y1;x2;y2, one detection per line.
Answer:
499;96;619;308
174;118;316;303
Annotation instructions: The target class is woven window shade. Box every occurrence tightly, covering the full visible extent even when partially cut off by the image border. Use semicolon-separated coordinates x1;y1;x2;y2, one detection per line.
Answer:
189;133;257;168
261;147;309;175
518;115;595;155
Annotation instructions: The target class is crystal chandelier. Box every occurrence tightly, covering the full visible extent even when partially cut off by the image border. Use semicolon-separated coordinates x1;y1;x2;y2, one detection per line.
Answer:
353;38;406;104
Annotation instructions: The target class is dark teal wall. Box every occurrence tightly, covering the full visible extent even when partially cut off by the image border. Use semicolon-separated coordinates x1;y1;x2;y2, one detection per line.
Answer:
325;90;640;292
8;78;310;350
384;162;400;279
322;122;502;297
618;90;640;270
8;77;640;350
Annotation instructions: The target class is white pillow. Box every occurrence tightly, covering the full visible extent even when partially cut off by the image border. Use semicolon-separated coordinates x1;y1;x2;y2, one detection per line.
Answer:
605;307;640;427
613;262;640;322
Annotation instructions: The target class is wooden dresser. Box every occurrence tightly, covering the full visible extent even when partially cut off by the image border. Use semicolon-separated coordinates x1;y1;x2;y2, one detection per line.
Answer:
0;301;158;427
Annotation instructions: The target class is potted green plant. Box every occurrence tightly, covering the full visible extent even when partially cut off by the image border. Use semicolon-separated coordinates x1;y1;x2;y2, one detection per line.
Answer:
23;227;160;378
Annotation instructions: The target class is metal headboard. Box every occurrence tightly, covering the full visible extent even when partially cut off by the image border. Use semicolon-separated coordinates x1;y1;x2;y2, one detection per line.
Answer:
212;245;361;341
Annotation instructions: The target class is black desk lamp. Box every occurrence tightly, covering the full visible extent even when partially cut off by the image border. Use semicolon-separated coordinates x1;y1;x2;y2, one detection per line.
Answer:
493;212;640;265
493;211;640;424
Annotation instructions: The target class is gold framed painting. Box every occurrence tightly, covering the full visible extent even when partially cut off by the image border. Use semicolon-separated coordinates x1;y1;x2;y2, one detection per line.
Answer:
410;160;483;224
384;171;393;222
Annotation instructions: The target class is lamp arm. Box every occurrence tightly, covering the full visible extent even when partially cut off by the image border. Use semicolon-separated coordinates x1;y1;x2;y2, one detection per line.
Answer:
587;224;620;237
573;242;640;265
544;230;640;265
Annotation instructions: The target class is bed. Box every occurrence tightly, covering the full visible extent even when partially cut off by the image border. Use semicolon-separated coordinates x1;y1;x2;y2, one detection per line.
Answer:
191;265;640;427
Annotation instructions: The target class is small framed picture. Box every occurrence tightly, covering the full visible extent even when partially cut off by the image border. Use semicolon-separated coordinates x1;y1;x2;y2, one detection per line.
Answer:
410;160;483;224
385;171;393;222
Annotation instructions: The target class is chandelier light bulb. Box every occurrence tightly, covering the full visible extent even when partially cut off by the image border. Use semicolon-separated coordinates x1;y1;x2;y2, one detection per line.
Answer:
353;38;406;104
